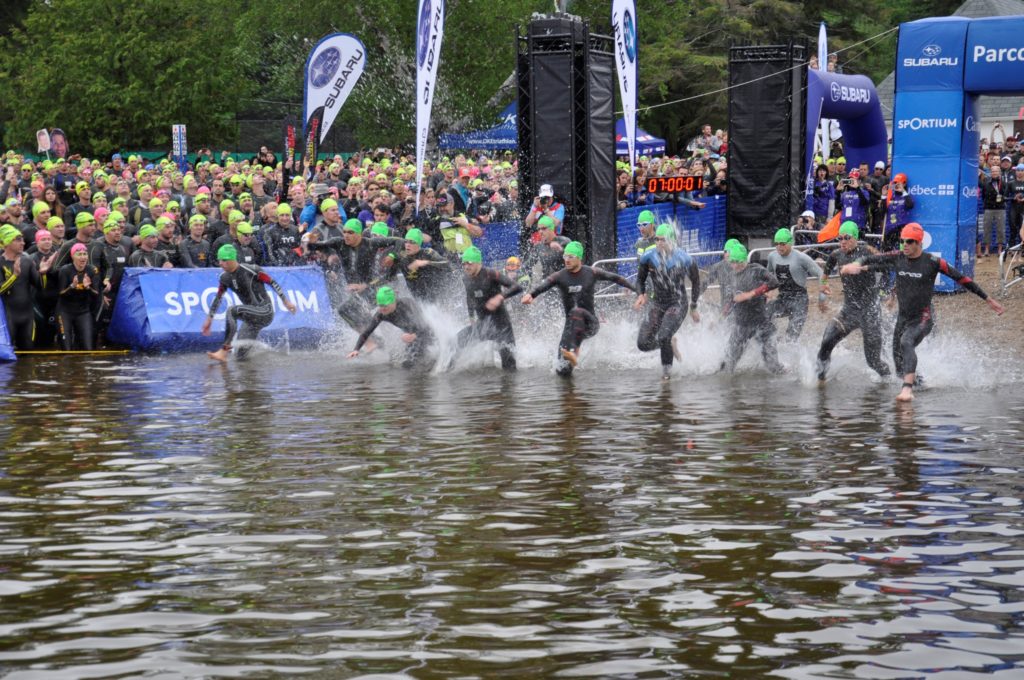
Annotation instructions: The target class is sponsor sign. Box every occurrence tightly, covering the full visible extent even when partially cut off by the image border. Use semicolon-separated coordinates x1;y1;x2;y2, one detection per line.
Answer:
303;33;366;145
964;16;1024;92
895;18;968;91
892;90;963;157
415;0;446;210
612;0;638;167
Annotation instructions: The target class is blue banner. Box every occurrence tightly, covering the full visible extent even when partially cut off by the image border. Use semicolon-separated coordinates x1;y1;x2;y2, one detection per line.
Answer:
895;18;969;92
107;266;334;352
892;90;965;157
964;17;1024;93
0;298;15;362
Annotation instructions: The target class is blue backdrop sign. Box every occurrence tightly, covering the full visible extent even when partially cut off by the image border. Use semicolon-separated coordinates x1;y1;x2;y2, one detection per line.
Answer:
107;266;334;351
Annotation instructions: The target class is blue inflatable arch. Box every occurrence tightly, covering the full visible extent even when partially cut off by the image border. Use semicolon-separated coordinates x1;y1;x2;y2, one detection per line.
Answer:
805;70;888;179
892;15;1024;291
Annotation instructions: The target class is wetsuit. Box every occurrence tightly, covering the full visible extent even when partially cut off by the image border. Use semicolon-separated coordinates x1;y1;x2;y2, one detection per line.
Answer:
91;238;131;337
634;234;656;258
309;235;404;329
453;267;523;370
766;249;822;340
636;248;700;367
56;263;101;350
529;265;636;375
179;236;213;268
523;236;570;280
155;238;182;267
0;253;41;349
127;248;169;268
394;248;451;303
31;249;60;347
354;298;435;369
856;252;990;377
702;258;736;315
816;243;889;378
207;263;289;359
722;263;783;373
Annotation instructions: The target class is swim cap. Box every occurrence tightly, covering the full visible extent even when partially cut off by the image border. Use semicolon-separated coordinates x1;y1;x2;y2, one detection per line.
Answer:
637;210;656;226
506;256;520;266
217;244;238;261
138;225;158;239
70;242;88;255
102;218;120;234
194;193;210;203
320;198;338;212
75;212;96;227
228;210;244;224
376;286;396;306
46;216;63;230
32;202;50;218
405;228;423;245
655;224;674;240
370;222;389;237
276;203;292;216
0;225;20;246
537;216;556;230
773;228;793;244
900;222;924;242
34;229;51;243
838;221;859;239
189;214;207;226
236;222;254;235
220;199;235;214
166;200;180;211
728;243;748;263
156;214;173;229
148;198;164;211
343;218;362;233
111;196;126;208
461;246;482;263
564;241;584;259
724;238;740;252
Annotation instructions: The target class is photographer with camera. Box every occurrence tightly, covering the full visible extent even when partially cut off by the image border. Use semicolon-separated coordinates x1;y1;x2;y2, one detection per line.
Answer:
810;164;835;223
523;184;564;243
837;170;871;233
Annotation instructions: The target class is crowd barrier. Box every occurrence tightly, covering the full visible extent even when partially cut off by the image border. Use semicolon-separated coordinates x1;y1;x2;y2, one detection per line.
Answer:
107;266;335;352
0;299;14;362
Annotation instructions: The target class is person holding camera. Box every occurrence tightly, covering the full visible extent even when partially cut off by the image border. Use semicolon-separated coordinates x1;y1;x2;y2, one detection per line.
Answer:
882;173;915;251
809;164;835;223
523;184;564;242
837;170;871;233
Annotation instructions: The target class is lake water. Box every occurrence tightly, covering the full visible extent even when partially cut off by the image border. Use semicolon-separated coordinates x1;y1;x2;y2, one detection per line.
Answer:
1;315;1023;678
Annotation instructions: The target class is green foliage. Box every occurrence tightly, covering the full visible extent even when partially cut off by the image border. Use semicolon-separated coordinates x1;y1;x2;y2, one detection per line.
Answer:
0;0;977;155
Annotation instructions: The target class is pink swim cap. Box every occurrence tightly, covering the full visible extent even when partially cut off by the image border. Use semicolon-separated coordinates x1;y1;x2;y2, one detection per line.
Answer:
34;229;51;243
93;207;110;223
70;242;88;255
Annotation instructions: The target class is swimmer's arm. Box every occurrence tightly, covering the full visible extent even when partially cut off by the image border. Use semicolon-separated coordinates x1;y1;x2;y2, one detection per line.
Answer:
353;314;383;351
206;284;227;319
688;261;701;306
257;271;289;304
593;267;637;293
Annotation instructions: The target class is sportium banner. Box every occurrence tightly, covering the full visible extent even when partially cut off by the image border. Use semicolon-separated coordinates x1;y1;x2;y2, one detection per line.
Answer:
302;32;367;162
612;0;638;169
415;0;446;209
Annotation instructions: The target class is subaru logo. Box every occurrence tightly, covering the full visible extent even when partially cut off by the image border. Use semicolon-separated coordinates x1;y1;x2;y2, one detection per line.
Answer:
922;44;942;57
623;10;637;63
830;82;841;101
309;47;341;89
417;0;432;67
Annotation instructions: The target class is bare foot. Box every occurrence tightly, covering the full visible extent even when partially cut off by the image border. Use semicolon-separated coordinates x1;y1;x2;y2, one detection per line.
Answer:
560;348;578;367
672;336;682;362
207;348;230;363
896;387;914;402
363;339;378;354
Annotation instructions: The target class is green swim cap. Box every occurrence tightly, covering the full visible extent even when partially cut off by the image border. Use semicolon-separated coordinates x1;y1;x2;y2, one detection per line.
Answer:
156;215;173;229
370;222;389;237
839;221;859;239
773;228;793;244
655;224;674;240
149;198;164;211
461;246;482;263
189;213;207;226
75;211;96;226
0;225;20;247
564;240;584;259
236;222;254;235
221;199;236;213
217;243;237;261
405;228;423;245
102;218;120;234
376;286;396;306
728;243;748;263
537;215;555;230
344;218;363;233
637;209;656;226
32;202;50;218
111;196;126;208
138;224;157;239
228;210;244;224
320;198;338;212
46;216;64;230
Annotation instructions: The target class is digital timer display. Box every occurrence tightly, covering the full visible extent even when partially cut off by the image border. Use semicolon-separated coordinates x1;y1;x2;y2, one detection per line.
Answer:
646;176;704;194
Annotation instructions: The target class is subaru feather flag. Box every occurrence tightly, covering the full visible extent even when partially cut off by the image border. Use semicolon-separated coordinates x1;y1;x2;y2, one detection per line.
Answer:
612;0;638;170
303;33;367;147
415;0;446;210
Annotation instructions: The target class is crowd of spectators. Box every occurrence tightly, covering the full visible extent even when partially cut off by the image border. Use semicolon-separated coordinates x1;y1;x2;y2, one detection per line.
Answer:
976;123;1024;257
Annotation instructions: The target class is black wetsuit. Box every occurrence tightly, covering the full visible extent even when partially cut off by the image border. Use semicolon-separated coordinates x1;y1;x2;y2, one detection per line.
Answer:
127;248;170;268
178;236;213;268
722;263;783;373
529;265;636;374
453;267;524;370
0;253;41;349
523;236;570;280
91;238;132;335
394;248;451;303
817;244;890;378
354;297;435;368
207;263;289;359
636;248;700;367
56;263;101;350
702;258;736;314
309;235;404;329
857;252;989;376
31;249;60;347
